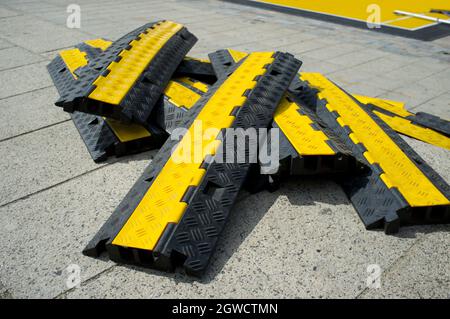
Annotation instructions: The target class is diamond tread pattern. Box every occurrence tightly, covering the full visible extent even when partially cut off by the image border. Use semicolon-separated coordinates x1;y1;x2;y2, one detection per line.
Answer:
47;37;165;162
175;58;217;83
71;112;163;162
291;75;450;233
357;99;450;150
55;21;197;125
47;38;112;96
47;55;78;98
152;96;197;135
278;93;367;175
208;49;238;79
210;52;364;177
71;112;118;162
83;52;302;276
409;112;450;137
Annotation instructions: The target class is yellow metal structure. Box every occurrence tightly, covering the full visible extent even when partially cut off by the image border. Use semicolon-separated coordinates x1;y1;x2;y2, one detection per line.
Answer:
164;80;202;109
59;49;88;79
104;118;151;143
89;21;183;105
300;72;449;207
353;95;450;150
373;111;450;150
107;78;208;142
228;49;249;63
112;52;275;250
174;77;209;93
274;96;335;155
353;95;413;117
184;56;211;64
84;39;112;51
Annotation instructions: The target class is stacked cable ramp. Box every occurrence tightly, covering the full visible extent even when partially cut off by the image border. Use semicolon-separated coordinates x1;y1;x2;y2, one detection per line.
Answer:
47;20;450;276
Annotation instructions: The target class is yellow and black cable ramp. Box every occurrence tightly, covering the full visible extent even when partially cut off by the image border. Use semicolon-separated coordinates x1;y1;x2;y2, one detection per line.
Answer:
209;50;367;193
83;52;302;275
55;20;197;125
289;73;450;233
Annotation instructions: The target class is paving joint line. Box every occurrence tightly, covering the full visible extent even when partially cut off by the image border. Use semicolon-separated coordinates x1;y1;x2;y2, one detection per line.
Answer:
408;90;450;112
355;234;428;299
12;40;57;61
0;59;49;73
0;145;255;211
54;265;117;299
40;45;80;54
0;119;71;143
0;162;117;209
0;44;16;51
334;58;450;102
0;1;97;39
0;14;23;20
0;85;53;102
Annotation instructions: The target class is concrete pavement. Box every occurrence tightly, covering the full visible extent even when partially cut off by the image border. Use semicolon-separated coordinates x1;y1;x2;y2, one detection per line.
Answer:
0;0;449;298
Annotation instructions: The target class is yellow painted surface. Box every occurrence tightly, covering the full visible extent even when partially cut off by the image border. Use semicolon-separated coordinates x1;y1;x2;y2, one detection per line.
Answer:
59;48;88;79
84;38;112;51
190;81;209;93
255;0;449;30
301;72;449;207
164;81;202;109
374;111;450;151
112;52;275;250
387;12;446;28
228;49;249;63
353;94;413;118
174;77;209;93
274;96;335;155
89;21;183;105
184;56;211;63
104;118;151;142
353;94;450;149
